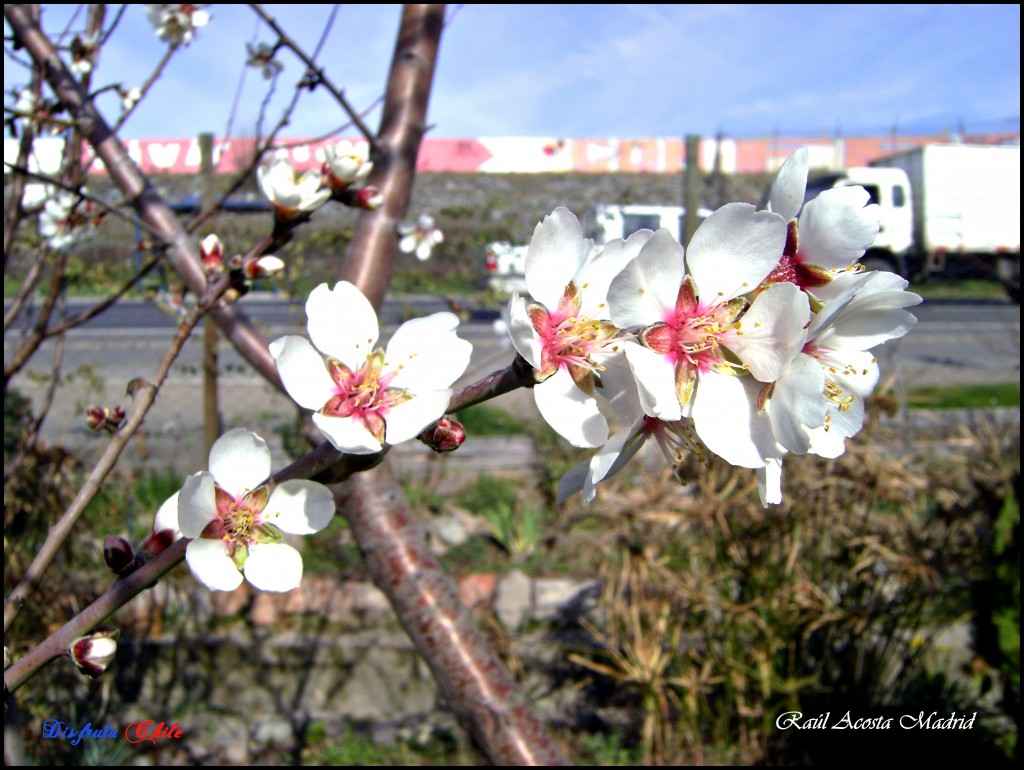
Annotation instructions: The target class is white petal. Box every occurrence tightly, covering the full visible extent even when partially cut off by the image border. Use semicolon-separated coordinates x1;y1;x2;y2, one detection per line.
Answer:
526;208;588;309
154;491;182;538
769;148;808;222
384;390;452;446
534;367;608;448
398;234;417;253
269;335;337;412
177;472;217;539
244;543;303;592
769;354;828;454
559;419;649;505
607;229;683;328
597;349;644;422
385;313;473;391
265;480;336;535
312;412;382;455
257;164;275;201
798;187;880;269
415;241;433;261
209;429;271;497
589;417;649;487
691;372;777;468
507;292;542;368
306;282;379;365
686;203;787;302
729;282;809;382
808;392;866;457
814;285;920;350
757;457;784;507
830;351;880;397
296;170;322;199
806;423;849;459
623;342;682;421
828;387;868;438
577;229;654;317
186;538;244;591
556;460;591;504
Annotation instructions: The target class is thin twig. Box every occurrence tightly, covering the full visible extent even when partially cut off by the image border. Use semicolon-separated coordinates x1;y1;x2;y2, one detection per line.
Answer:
4;4;283;387
3;249;68;384
249;3;377;145
3;538;189;693
41;256;161;338
3;274;231;636
107;44;175;138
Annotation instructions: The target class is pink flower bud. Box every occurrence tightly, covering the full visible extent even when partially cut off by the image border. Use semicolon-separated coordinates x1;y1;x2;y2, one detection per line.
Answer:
200;234;224;273
245;255;285;279
86;405;107;431
141;528;177;558
69;627;119;676
86;405;127;433
420;416;466;453
356;186;384;211
142;492;182;557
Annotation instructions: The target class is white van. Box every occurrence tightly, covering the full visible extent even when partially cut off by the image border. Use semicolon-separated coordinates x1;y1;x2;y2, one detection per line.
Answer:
482;203;713;295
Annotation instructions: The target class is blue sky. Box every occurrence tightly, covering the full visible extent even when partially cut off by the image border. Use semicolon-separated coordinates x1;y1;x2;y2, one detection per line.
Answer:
5;4;1020;140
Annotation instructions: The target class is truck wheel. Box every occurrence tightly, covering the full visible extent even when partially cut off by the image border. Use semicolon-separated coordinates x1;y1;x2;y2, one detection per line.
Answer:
996;256;1020;304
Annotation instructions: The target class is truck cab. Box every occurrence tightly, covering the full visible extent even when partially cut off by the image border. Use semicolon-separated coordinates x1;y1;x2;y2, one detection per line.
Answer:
804;167;914;274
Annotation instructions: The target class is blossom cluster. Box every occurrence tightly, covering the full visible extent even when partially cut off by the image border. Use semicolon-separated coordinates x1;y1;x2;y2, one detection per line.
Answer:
505;148;920;505
37;189;104;250
257;143;380;224
156;147;919;600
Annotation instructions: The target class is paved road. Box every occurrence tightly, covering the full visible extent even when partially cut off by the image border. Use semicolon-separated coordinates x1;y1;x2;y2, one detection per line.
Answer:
4;294;1019;474
5;293;1019;384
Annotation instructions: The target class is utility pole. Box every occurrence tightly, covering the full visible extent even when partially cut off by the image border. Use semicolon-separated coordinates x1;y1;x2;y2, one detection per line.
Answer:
200;132;222;458
683;134;702;247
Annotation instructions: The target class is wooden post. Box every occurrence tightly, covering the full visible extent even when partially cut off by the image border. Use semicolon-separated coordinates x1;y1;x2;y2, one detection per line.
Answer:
200;132;222;456
683;134;702;248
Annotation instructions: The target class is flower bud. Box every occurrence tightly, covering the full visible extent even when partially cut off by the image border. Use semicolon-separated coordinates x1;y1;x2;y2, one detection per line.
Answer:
86;405;127;433
86;405;107;431
69;627;119;677
200;234;224;273
104;535;136;576
420;416;466;453
355;186;384;211
142;492;182;558
245;254;285;279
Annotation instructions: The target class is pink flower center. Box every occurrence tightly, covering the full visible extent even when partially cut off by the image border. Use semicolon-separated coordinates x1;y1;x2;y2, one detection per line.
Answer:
321;351;410;442
529;281;618;386
637;277;746;409
642;278;740;375
203;484;271;555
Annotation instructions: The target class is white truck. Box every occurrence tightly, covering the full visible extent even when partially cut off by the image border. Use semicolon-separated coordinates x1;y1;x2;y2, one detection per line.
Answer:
805;143;1020;301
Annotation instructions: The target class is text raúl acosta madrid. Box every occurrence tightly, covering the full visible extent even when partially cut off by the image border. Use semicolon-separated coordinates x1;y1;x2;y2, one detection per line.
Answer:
776;711;977;730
